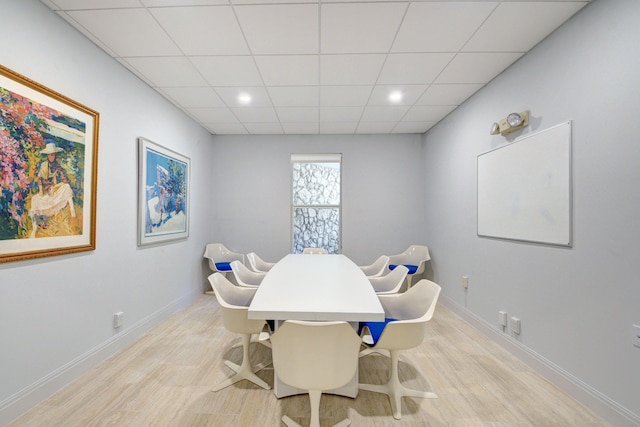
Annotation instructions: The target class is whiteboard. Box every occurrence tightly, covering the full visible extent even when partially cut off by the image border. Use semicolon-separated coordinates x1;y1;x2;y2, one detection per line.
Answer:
477;122;572;246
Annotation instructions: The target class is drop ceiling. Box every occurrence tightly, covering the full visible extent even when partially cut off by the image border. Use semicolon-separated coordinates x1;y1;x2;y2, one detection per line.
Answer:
41;0;589;135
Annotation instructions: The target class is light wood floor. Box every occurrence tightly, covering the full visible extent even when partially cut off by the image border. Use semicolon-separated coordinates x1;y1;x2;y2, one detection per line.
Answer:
11;295;609;427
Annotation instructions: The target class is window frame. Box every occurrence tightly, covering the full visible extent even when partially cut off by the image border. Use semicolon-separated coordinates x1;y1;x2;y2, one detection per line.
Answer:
290;153;342;254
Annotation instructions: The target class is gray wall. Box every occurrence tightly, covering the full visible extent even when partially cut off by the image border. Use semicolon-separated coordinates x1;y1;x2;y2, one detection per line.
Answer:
0;0;216;423
208;133;426;266
422;0;639;423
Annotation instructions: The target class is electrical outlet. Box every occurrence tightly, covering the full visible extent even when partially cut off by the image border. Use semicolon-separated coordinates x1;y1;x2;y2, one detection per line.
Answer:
633;325;640;348
113;312;124;329
510;316;521;335
462;276;468;290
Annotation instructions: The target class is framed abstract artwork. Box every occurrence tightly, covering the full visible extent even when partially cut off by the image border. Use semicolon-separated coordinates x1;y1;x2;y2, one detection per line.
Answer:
0;64;99;263
138;137;190;246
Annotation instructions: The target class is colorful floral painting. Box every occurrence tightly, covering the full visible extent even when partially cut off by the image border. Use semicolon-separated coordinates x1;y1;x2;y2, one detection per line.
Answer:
0;65;98;263
138;137;189;246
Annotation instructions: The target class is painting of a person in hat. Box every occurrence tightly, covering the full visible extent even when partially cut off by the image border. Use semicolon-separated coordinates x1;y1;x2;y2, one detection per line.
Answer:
28;141;76;238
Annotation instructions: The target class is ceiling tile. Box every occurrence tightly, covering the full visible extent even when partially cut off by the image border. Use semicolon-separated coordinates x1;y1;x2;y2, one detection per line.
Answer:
187;107;239;123
234;4;318;54
320;122;358;134
41;0;588;135
254;56;319;86
392;2;496;53
320;86;373;107
143;0;228;5
320;107;364;122
51;0;142;9
361;106;409;122
464;2;587;52
435;52;523;84
416;83;483;106
66;8;181;57
282;122;320;134
392;121;435;134
403;105;456;122
190;56;263;86
368;85;428;106
276;107;319;122
231;107;279;123
245;123;284;134
320;54;386;85
150;6;248;55
377;53;455;84
213;87;273;107
321;3;407;54
206;123;248;134
124;57;208;86
159;86;226;108
356;122;395;134
267;87;319;107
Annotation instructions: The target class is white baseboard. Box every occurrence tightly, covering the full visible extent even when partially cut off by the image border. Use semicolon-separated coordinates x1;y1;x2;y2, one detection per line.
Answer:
439;295;640;427
0;291;200;426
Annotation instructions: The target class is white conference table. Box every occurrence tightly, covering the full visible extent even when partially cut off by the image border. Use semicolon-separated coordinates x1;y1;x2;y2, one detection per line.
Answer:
248;253;384;398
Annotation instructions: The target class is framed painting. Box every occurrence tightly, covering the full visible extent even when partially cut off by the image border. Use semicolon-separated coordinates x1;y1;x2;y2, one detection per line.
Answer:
0;64;99;263
138;137;190;246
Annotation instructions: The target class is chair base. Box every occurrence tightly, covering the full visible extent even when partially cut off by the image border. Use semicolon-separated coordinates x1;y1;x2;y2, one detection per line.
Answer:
282;415;351;427
212;333;271;392
359;350;436;419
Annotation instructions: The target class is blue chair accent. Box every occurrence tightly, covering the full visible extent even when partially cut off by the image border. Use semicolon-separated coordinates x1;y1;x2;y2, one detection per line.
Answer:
389;264;418;275
359;318;397;346
215;261;232;271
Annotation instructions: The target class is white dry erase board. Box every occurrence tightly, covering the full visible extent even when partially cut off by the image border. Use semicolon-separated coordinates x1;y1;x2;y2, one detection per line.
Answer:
477;121;572;246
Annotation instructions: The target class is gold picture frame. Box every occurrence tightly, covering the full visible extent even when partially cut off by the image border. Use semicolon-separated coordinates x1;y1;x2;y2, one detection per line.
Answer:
0;64;99;263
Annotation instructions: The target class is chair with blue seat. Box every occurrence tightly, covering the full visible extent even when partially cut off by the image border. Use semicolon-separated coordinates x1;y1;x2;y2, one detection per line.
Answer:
204;243;245;292
208;273;271;392
359;255;389;278
230;260;266;287
358;279;441;420
387;245;431;290
368;265;408;295
271;320;363;427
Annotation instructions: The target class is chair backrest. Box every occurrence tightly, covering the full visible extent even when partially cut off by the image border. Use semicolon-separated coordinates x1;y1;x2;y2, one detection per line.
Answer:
374;279;441;350
302;247;328;254
360;255;390;277
204;243;231;258
208;273;265;334
230;260;265;287
368;265;408;294
247;252;275;272
389;245;431;266
270;320;362;392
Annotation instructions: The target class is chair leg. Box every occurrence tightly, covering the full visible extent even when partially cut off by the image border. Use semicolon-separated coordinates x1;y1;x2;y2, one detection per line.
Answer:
308;390;321;427
282;391;351;427
212;333;271;392
359;350;436;420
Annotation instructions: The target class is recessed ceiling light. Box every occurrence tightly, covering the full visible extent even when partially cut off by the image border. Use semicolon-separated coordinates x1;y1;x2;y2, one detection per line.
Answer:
238;93;251;104
389;90;403;103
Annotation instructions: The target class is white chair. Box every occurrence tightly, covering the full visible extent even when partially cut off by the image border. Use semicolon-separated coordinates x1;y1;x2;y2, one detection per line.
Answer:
208;273;271;391
247;252;276;272
387;245;431;289
230;260;266;287
368;265;408;295
358;280;441;420
271;320;362;427
359;255;389;277
203;243;245;283
302;247;328;254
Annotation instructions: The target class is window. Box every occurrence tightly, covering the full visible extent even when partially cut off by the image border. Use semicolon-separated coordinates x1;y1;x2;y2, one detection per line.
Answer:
291;154;341;254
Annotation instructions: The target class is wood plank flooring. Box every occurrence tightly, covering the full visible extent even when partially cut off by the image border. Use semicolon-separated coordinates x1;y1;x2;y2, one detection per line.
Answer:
11;294;609;426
